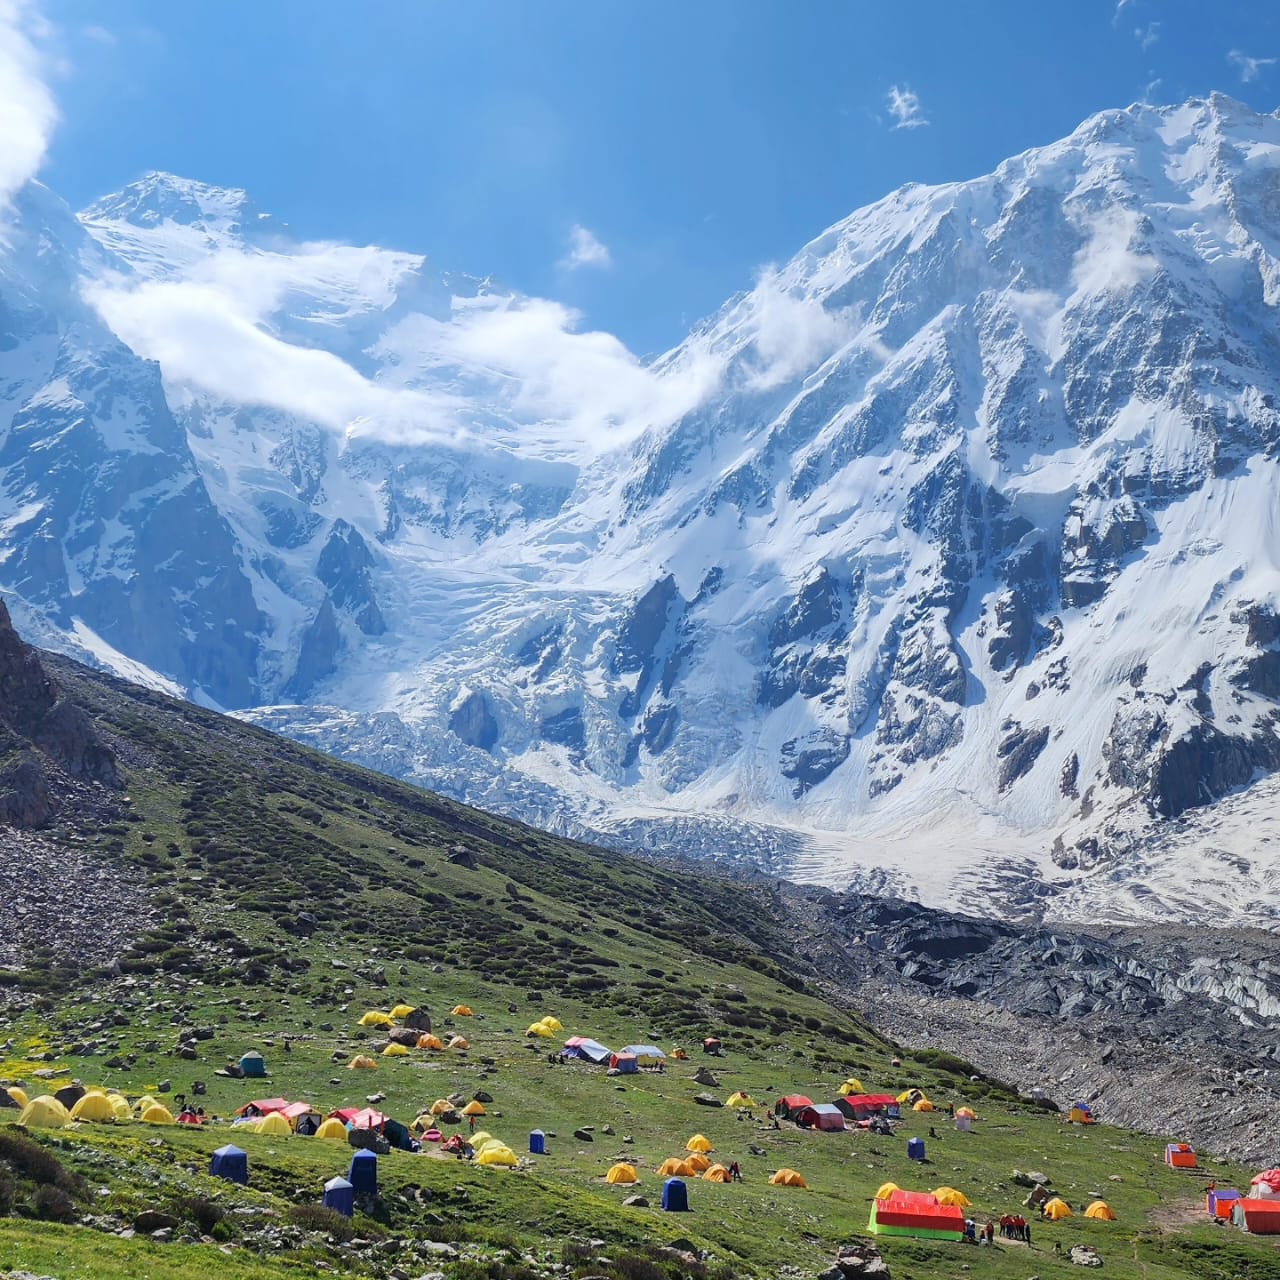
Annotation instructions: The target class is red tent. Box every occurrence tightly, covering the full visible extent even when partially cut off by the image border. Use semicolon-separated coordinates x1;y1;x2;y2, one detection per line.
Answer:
774;1095;814;1119
870;1189;965;1240
329;1107;387;1129
236;1097;291;1117
1235;1198;1280;1234
1251;1170;1280;1195
283;1102;320;1121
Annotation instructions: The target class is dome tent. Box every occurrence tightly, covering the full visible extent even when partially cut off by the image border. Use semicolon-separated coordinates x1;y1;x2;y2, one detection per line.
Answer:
769;1168;807;1187
18;1095;70;1128
1043;1197;1074;1220
451;1005;474;1016
684;1152;711;1172
140;1103;175;1125
315;1117;348;1140
417;1034;445;1050
685;1134;713;1153
932;1187;971;1207
253;1112;292;1136
658;1157;693;1177
477;1145;518;1167
348;1055;378;1069
381;1043;409;1057
1085;1200;1116;1220
606;1163;639;1184
703;1164;732;1183
70;1091;117;1123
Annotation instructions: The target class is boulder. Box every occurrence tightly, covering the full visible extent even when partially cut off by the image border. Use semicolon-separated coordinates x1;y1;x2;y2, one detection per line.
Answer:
573;1128;594;1142
693;1092;722;1107
831;1240;890;1277
1070;1244;1103;1267
692;1067;720;1087
622;1195;649;1207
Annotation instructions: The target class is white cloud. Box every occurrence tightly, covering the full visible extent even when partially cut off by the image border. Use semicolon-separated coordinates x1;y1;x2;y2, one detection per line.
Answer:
1228;49;1277;83
1135;21;1159;50
741;267;855;389
1070;207;1157;296
885;84;928;131
0;0;56;207
1113;0;1135;18
559;223;612;271
80;23;116;46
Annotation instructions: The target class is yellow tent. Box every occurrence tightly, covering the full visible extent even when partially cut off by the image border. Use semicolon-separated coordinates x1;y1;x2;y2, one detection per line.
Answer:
451;1005;474;1016
1085;1201;1116;1221
6;1086;30;1108
840;1078;866;1094
418;1034;445;1050
874;1182;900;1201
461;1101;486;1116
109;1094;132;1121
140;1103;175;1125
316;1118;348;1140
684;1152;711;1172
526;1022;553;1037
932;1187;971;1207
253;1112;292;1136
539;1016;564;1032
471;1131;494;1149
18;1095;70;1128
658;1157;692;1177
448;1036;470;1049
70;1092;117;1122
606;1163;639;1184
382;1043;409;1057
769;1168;807;1187
912;1099;936;1112
686;1134;713;1153
429;1098;453;1115
703;1164;732;1183
348;1055;378;1070
955;1106;976;1119
390;1004;416;1018
726;1092;757;1108
1043;1198;1073;1220
896;1089;927;1104
476;1145;518;1167
358;1011;394;1027
133;1094;157;1114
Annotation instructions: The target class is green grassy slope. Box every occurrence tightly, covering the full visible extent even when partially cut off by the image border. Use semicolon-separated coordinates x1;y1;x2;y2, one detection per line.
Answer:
0;656;1276;1280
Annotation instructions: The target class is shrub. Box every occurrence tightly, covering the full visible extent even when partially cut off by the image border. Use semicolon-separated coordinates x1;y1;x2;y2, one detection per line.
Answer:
31;1183;78;1223
0;1133;85;1197
286;1203;355;1242
0;1167;15;1216
169;1194;225;1234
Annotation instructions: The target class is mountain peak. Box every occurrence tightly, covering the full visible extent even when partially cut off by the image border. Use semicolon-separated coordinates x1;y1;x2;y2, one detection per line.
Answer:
80;170;275;237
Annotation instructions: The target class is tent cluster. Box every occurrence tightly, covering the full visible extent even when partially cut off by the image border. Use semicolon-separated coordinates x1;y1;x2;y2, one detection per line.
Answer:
524;1015;563;1038
13;1087;185;1129
1233;1170;1280;1234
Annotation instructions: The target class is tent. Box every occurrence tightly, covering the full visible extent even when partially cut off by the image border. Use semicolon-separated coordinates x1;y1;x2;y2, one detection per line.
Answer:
620;1045;666;1065
283;1102;321;1129
684;1152;711;1173
477;1145;518;1167
955;1107;976;1120
348;1055;378;1070
912;1099;936;1112
347;1108;388;1130
141;1103;175;1125
18;1095;70;1129
316;1118;348;1141
236;1098;290;1118
1043;1197;1073;1219
384;1118;415;1151
774;1095;814;1120
839;1077;866;1094
451;1005;474;1016
795;1103;847;1131
0;1088;16;1109
462;1101;486;1116
239;1051;267;1078
1085;1200;1116;1220
1235;1197;1280;1234
6;1086;30;1108
381;1043;409;1057
931;1187;971;1207
703;1164;731;1183
658;1157;692;1177
359;1011;395;1027
322;1176;354;1218
70;1092;117;1123
429;1098;453;1116
606;1163;639;1184
726;1092;757;1108
1166;1142;1197;1169
868;1189;964;1240
1067;1103;1094;1124
769;1168;807;1188
109;1094;131;1121
349;1149;378;1196
418;1034;445;1050
471;1131;494;1149
529;1130;546;1155
539;1016;564;1032
210;1145;248;1185
563;1036;612;1064
686;1134;714;1153
1208;1188;1241;1219
253;1112;292;1137
609;1053;639;1074
874;1182;900;1201
134;1095;158;1114
390;1004;416;1018
448;1036;470;1050
834;1093;897;1121
702;1037;723;1054
526;1022;553;1038
661;1178;689;1211
896;1089;925;1105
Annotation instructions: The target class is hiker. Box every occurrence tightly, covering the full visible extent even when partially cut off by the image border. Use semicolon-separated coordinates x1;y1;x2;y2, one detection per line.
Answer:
984;1220;994;1245
729;1161;742;1182
468;1114;476;1133
947;1102;954;1117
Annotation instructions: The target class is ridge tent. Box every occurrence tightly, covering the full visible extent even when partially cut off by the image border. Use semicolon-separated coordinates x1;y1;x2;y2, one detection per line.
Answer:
18;1095;70;1128
237;1098;290;1118
253;1112;292;1137
658;1158;692;1177
769;1168;807;1187
140;1103;175;1125
390;1004;416;1018
1166;1142;1197;1168
477;1145;518;1167
1068;1102;1094;1124
315;1118;348;1141
606;1163;639;1184
210;1145;248;1185
283;1102;321;1128
448;1036;469;1049
1043;1197;1073;1219
1208;1188;1241;1219
359;1011;395;1027
661;1178;689;1211
932;1186;971;1207
620;1045;666;1065
684;1152;711;1172
322;1176;354;1218
70;1092;117;1123
417;1034;445;1050
868;1189;963;1241
526;1022;553;1038
685;1133;714;1153
774;1095;814;1120
834;1093;897;1121
1085;1200;1116;1220
609;1053;639;1074
703;1164;731;1183
1234;1197;1280;1234
239;1051;267;1078
795;1103;847;1131
563;1036;612;1064
451;1005;474;1016
348;1055;378;1070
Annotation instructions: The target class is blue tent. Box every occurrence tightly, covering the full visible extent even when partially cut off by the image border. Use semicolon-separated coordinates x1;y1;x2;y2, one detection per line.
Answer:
529;1130;546;1155
322;1175;354;1218
907;1137;926;1162
661;1177;689;1212
349;1148;378;1196
209;1145;248;1186
563;1037;612;1064
239;1051;267;1078
610;1053;639;1074
620;1044;666;1062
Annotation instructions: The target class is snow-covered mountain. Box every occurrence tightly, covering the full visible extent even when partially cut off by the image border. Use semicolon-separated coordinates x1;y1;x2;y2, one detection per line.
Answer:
6;94;1280;924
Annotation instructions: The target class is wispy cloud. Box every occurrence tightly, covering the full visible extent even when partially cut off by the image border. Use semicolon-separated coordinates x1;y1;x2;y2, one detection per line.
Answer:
1134;21;1159;50
885;84;928;130
0;0;57;208
80;23;116;46
559;223;612;271
1113;0;1135;18
1228;49;1277;83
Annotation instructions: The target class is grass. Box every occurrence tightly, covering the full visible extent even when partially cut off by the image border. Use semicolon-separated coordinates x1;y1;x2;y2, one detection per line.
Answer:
0;653;1277;1277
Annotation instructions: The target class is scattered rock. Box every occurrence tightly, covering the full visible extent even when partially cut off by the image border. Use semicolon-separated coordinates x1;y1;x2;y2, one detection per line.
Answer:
573;1128;594;1142
693;1092;722;1107
622;1194;649;1207
1070;1244;1103;1267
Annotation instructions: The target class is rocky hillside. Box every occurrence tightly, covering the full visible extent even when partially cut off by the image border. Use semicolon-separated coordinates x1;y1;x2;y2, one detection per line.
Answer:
5;98;1280;918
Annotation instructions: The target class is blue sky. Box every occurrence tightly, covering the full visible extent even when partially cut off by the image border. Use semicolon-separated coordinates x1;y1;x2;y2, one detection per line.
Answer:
26;0;1280;354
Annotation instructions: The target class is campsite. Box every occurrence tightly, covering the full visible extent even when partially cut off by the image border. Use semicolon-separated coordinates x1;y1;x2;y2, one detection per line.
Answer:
1;638;1278;1280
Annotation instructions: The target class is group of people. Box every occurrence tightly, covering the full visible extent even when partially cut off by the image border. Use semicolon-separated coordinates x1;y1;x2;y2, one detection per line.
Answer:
998;1213;1032;1243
